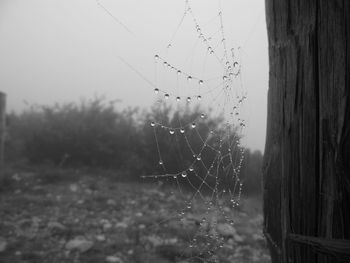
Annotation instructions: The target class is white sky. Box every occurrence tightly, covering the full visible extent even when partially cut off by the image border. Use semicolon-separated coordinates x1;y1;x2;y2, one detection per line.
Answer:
0;0;268;151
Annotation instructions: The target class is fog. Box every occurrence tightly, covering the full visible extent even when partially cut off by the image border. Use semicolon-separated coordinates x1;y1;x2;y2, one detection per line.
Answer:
0;0;268;151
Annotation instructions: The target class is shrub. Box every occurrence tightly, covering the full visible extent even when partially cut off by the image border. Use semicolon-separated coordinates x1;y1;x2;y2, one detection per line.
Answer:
7;99;141;170
5;98;263;193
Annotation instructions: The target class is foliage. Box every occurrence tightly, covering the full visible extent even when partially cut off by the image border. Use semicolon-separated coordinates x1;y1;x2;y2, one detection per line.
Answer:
5;98;263;193
7;99;141;173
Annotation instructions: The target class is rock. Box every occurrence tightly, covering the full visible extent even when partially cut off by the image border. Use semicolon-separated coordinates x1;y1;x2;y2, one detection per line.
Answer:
167;195;177;202
146;235;163;247
115;222;128;228
105;256;123;263
96;234;106;241
47;222;66;230
186;214;202;224
163;237;178;245
217;223;237;237
227;238;236;245
135;212;143;217
148;189;165;198
103;222;112;231
217;223;245;242
12;173;21;181
48;222;66;235
85;189;93;195
223;206;231;213
107;199;117;206
17;217;40;238
252;233;264;241
101;219;112;231
65;238;93;253
69;184;78;192
0;237;7;252
233;233;244;242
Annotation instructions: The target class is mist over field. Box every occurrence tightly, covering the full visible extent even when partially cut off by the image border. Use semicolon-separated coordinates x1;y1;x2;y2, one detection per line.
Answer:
0;1;271;262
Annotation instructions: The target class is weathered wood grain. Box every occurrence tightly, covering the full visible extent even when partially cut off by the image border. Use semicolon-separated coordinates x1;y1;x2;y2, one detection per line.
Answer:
263;0;350;262
0;92;6;183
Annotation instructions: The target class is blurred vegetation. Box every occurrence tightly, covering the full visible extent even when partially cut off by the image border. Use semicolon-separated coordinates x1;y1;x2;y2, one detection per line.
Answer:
5;98;263;195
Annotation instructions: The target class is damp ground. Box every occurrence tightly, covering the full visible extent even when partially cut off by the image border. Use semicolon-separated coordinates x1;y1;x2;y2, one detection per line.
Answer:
0;168;270;263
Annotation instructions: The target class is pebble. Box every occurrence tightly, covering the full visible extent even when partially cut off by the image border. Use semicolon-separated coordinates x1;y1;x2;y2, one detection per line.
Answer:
48;221;66;231
0;237;7;252
107;199;117;206
12;174;21;181
96;234;106;241
115;222;128;228
106;255;123;263
65;238;94;253
217;223;237;237
101;219;112;231
69;184;78;192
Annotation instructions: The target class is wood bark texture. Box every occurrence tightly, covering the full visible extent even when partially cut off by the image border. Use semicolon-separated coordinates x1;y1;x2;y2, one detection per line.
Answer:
0;92;5;183
263;0;350;262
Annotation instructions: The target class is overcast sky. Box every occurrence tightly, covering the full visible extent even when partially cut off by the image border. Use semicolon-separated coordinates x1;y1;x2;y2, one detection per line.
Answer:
0;0;268;152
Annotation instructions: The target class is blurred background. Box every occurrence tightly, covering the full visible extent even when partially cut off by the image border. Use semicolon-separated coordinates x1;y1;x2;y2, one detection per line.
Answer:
0;0;269;262
1;97;268;263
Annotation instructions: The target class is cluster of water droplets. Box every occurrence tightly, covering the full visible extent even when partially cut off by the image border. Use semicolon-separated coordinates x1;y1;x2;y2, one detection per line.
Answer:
94;0;251;261
130;0;249;261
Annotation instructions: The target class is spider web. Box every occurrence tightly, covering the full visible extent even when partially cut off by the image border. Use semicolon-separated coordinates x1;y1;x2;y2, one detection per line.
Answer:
144;1;247;261
96;0;247;262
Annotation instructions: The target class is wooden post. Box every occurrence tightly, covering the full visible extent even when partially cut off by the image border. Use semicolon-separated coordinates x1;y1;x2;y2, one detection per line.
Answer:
263;1;350;262
0;92;6;183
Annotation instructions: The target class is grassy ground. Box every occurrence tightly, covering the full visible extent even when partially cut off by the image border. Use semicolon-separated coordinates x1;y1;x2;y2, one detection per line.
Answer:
0;168;270;263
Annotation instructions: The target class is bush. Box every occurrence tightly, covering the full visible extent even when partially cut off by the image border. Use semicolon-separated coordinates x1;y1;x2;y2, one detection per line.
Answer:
5;98;263;192
7;99;141;170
